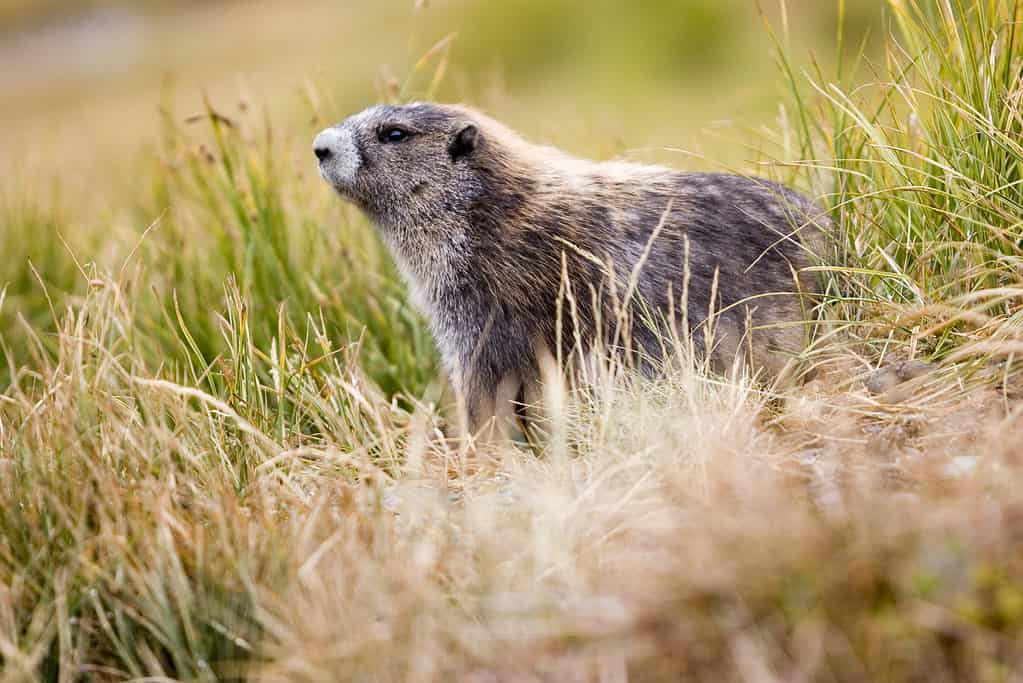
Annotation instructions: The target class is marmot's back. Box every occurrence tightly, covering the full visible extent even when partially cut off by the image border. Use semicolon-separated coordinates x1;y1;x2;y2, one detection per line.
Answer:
468;162;824;378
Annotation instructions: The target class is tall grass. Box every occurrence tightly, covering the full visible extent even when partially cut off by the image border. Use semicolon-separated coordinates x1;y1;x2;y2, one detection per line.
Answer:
140;99;439;399
771;0;1023;373
2;1;1023;681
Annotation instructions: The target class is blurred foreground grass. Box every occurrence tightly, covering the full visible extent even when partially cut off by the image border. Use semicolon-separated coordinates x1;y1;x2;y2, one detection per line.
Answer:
3;0;1023;680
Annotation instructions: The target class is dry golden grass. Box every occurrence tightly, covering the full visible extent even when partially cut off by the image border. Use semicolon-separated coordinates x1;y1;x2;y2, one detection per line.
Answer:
4;269;1023;681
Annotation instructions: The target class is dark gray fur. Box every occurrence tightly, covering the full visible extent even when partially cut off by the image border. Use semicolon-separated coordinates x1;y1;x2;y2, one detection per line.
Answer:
314;103;826;437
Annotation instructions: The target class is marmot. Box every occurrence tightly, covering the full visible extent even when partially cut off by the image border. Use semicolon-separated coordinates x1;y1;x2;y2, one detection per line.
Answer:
314;103;825;438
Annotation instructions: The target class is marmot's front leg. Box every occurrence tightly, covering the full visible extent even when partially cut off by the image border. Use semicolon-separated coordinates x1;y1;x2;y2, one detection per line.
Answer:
460;368;519;443
457;353;523;445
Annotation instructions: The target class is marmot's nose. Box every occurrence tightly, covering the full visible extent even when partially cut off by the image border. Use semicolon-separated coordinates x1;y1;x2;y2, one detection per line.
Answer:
313;128;339;162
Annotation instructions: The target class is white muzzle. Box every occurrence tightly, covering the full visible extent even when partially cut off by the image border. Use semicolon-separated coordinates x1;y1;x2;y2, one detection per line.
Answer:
313;125;362;189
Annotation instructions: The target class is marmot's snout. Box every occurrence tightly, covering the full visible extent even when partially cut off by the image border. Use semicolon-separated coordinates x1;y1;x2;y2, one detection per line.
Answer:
313;124;362;192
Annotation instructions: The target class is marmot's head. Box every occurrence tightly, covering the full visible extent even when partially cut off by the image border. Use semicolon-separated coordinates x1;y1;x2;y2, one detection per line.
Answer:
313;103;487;227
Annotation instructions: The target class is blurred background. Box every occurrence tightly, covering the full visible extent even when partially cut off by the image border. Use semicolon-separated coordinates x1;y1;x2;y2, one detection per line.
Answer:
1;0;885;191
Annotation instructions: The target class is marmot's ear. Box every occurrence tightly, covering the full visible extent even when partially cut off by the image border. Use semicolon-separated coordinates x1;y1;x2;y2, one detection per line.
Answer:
448;124;478;161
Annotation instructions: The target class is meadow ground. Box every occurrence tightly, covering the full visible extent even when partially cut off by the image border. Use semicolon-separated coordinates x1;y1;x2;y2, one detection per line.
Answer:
2;0;1023;680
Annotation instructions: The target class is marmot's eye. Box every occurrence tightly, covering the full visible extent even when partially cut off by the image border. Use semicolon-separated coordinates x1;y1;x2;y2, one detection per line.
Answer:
379;127;409;143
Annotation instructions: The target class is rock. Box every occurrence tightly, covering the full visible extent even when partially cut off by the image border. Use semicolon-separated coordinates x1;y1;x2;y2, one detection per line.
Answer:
865;367;902;395
896;359;933;381
864;359;936;397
